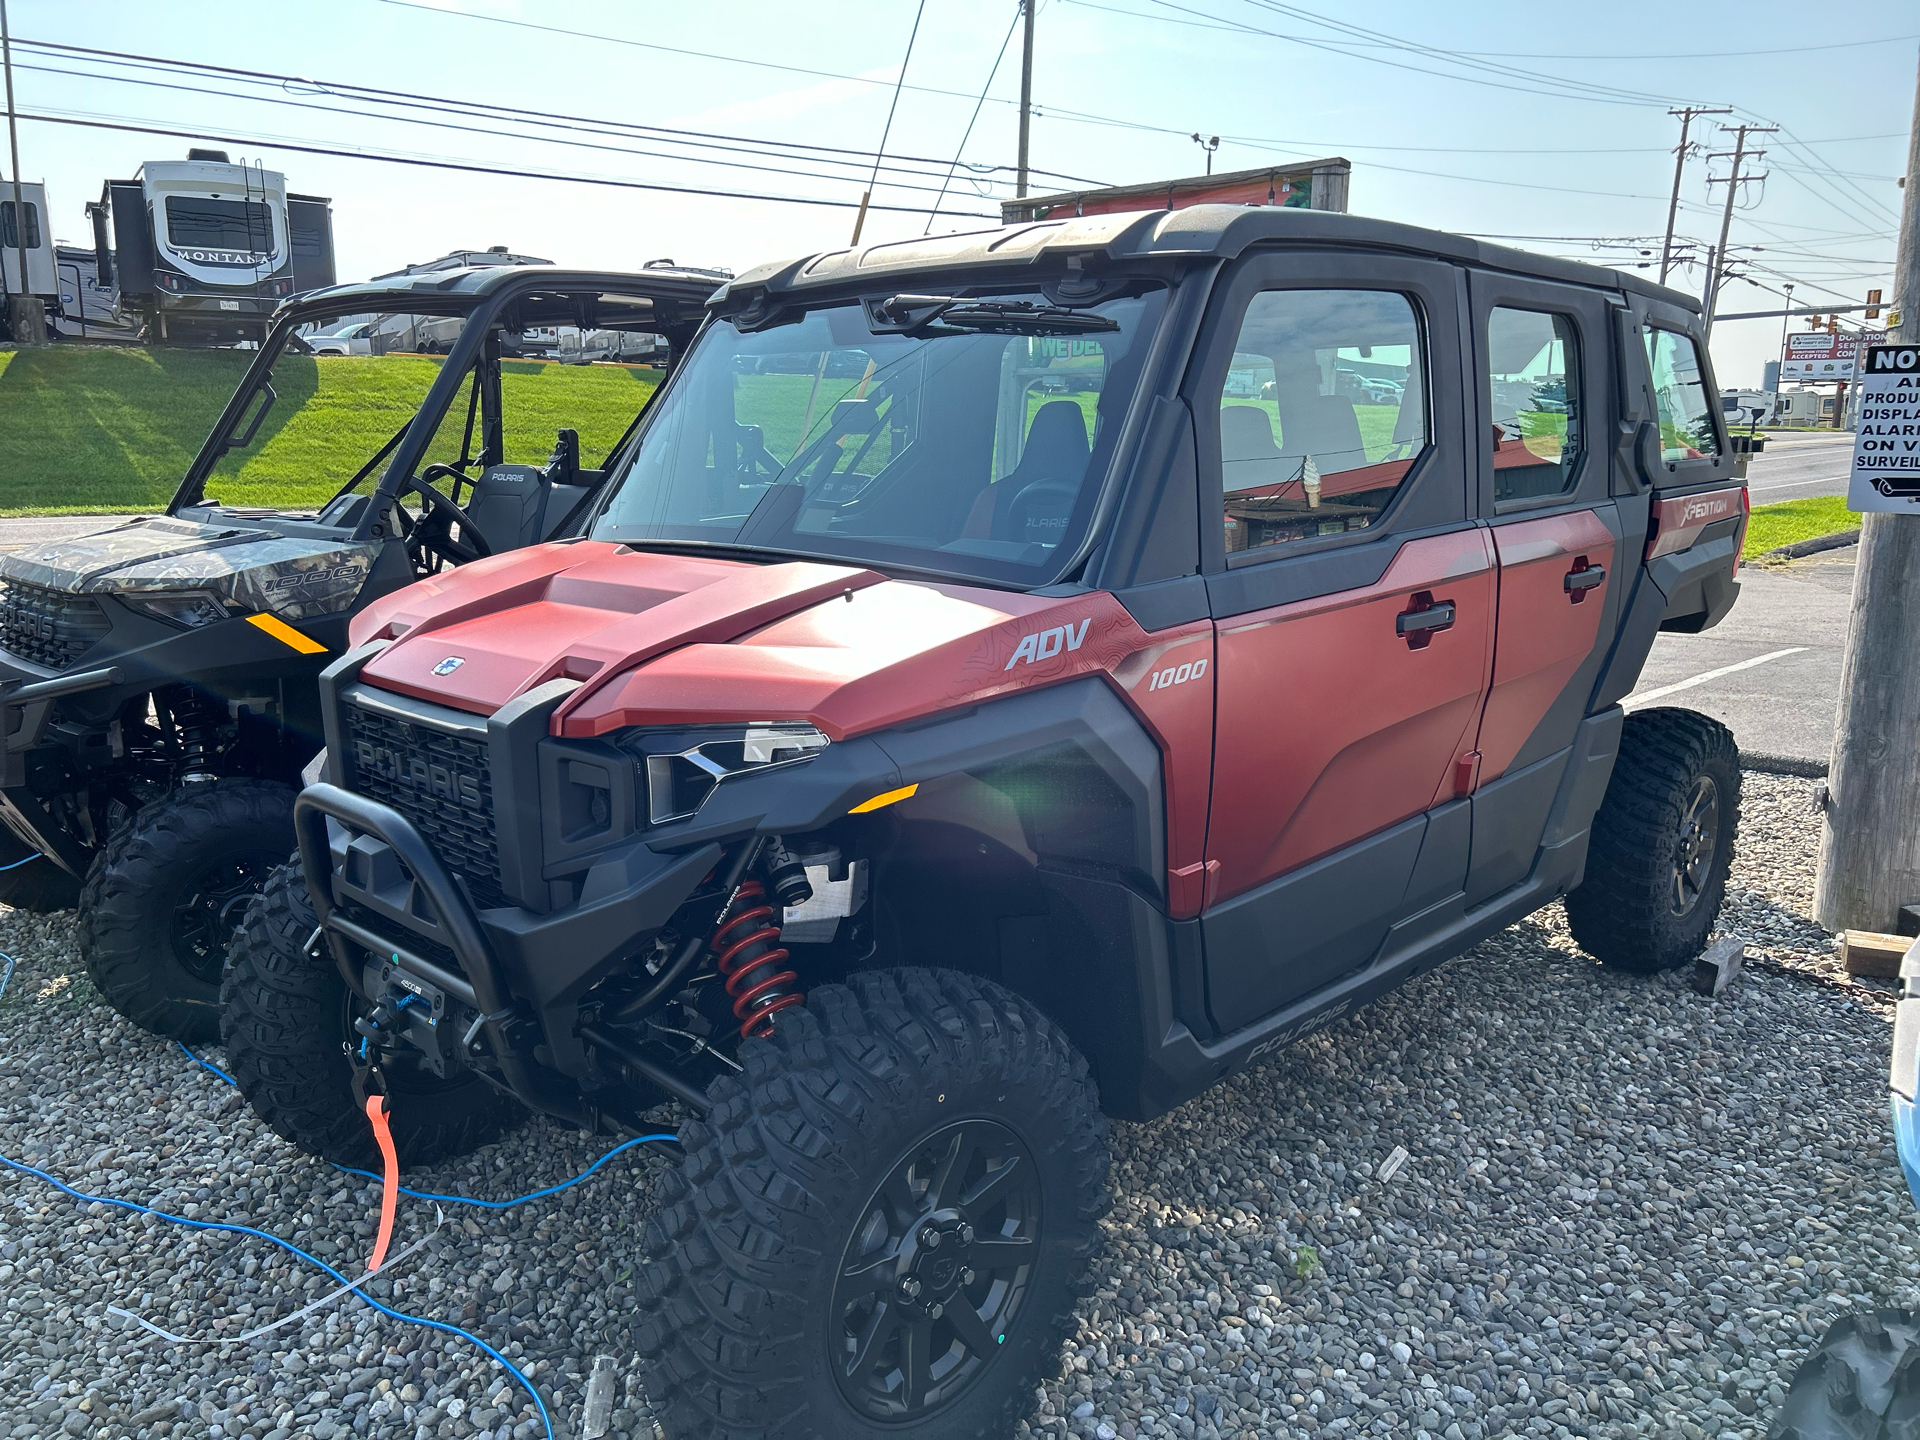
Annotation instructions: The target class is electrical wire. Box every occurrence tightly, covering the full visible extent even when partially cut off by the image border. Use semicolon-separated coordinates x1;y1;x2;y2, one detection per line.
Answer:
925;3;1023;233
16;109;998;218
0;850;42;870
11;37;1107;189
860;0;930;206
176;1040;235;1086
0;1151;557;1440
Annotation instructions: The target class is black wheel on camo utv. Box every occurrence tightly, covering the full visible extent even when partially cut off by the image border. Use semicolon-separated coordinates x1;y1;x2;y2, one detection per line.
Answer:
634;968;1111;1440
220;859;525;1169
0;824;80;913
1565;707;1740;974
79;778;297;1041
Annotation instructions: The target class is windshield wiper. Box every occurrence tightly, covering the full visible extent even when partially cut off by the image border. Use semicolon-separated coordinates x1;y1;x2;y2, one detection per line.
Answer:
870;294;1120;337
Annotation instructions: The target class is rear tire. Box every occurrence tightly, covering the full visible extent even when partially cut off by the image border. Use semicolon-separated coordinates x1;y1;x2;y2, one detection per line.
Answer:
634;968;1111;1440
79;778;295;1040
220;860;524;1168
1770;1309;1920;1438
0;825;81;913
1565;707;1740;973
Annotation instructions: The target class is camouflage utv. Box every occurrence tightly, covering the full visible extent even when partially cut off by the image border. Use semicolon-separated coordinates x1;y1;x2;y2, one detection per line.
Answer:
0;264;715;1038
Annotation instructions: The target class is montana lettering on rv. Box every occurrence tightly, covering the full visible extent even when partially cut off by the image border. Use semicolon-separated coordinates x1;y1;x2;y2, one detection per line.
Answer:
1005;618;1092;670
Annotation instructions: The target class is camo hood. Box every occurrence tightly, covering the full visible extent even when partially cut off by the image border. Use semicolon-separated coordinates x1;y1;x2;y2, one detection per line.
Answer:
0;516;377;621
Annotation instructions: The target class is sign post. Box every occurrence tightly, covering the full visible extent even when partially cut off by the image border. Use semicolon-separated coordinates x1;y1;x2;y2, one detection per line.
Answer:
1848;345;1920;513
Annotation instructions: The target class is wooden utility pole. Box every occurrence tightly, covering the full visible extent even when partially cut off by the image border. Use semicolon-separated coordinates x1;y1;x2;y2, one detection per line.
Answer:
1659;106;1730;286
1;0;30;329
1814;48;1920;933
1702;123;1774;337
1016;0;1035;199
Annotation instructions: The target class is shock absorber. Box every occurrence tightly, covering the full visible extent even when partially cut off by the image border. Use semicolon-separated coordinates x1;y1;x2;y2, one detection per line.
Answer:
172;691;221;783
709;879;803;1041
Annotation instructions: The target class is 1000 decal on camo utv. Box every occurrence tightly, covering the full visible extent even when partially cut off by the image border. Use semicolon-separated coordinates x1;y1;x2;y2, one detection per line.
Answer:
0;263;718;1039
222;204;1748;1438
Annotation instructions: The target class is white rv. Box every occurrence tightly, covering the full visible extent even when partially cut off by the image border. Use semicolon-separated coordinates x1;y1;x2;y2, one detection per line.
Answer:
91;149;334;346
0;178;58;340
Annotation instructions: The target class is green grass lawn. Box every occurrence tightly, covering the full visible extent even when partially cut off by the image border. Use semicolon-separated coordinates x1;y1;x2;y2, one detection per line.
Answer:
0;346;658;515
1743;493;1857;558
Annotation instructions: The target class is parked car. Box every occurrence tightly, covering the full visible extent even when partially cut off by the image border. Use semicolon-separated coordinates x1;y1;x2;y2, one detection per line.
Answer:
222;206;1750;1440
306;321;377;356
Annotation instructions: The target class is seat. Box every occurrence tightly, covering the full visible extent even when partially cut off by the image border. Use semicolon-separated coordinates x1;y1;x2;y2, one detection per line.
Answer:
1220;405;1291;495
1276;393;1368;476
964;400;1093;540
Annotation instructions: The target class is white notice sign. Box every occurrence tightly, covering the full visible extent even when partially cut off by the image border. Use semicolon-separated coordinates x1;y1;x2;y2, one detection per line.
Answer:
1849;346;1920;513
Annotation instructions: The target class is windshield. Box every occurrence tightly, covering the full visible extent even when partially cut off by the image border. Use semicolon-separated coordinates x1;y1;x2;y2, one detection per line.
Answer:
183;308;667;513
164;196;275;256
592;286;1167;586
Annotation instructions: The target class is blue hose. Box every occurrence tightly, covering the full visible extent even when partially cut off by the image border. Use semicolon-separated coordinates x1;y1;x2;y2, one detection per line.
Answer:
0;1151;556;1440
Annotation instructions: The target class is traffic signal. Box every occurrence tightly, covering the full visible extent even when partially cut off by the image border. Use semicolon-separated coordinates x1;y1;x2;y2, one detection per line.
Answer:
1867;289;1883;320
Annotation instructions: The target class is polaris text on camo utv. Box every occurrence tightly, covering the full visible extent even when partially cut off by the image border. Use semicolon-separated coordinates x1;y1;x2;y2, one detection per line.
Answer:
222;205;1748;1439
0;263;718;1040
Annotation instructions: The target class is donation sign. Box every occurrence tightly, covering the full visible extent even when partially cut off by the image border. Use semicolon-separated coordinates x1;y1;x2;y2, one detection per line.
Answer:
1848;345;1920;512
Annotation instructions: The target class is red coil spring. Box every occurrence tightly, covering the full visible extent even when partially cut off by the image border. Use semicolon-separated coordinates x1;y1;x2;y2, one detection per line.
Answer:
709;879;804;1040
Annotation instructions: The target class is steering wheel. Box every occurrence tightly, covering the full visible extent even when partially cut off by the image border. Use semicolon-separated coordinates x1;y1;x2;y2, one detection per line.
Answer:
1001;479;1080;547
400;463;493;570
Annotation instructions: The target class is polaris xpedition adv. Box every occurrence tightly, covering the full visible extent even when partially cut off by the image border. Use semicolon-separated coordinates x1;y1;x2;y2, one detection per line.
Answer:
224;206;1748;1439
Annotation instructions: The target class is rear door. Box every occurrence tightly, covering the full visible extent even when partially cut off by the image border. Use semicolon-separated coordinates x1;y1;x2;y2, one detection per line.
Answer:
1194;252;1494;1032
1464;272;1625;904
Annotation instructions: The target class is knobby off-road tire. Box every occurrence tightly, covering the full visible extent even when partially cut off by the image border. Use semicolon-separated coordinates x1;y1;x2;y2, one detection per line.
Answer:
1769;1309;1920;1439
80;778;297;1040
219;860;524;1169
0;824;80;913
1565;707;1740;974
635;968;1112;1440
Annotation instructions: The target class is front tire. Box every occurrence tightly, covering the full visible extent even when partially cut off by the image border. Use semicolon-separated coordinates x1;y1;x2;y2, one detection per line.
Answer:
0;824;81;913
1565;707;1740;973
634;968;1111;1440
220;860;524;1168
79;778;296;1039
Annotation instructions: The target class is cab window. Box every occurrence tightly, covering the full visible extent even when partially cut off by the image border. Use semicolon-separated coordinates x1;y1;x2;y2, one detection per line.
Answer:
1214;288;1428;555
1487;307;1581;504
1645;328;1722;461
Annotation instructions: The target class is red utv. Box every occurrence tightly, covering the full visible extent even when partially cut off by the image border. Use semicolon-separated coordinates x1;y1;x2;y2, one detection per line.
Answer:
222;205;1747;1439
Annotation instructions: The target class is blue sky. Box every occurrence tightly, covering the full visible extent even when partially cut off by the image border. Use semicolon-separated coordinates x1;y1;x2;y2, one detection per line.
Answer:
3;0;1911;387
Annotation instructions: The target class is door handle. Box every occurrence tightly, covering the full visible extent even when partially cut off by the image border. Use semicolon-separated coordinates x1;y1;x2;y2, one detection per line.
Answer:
1396;594;1456;649
1564;562;1607;602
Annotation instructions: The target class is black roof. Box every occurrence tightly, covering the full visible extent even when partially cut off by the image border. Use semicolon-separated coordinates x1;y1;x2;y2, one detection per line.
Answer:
718;204;1699;313
287;264;725;314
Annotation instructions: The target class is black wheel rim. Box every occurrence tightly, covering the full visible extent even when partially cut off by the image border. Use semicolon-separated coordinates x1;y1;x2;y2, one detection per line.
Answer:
830;1118;1043;1423
1670;774;1721;917
170;853;279;984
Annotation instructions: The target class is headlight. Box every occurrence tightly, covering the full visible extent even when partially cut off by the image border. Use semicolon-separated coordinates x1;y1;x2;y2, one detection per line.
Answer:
638;723;829;825
127;590;229;629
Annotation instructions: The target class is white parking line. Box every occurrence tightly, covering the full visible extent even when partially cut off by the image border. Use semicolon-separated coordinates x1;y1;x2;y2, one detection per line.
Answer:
1624;647;1810;708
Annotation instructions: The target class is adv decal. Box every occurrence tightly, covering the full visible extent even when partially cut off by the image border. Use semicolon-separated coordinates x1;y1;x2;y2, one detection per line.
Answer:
1004;618;1091;670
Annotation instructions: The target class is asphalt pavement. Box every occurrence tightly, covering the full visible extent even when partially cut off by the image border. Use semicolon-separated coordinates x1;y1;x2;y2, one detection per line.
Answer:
1744;430;1854;505
1627;546;1853;767
0;514;142;551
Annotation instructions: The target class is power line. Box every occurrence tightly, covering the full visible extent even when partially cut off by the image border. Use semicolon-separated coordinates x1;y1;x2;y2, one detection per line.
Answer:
14;36;1108;191
1060;0;1918;61
926;7;1023;234
8;56;1001;202
15;108;1000;218
851;0;928;245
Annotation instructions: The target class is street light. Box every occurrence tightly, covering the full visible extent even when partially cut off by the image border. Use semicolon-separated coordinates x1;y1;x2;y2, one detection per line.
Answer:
1777;282;1794;394
1191;133;1220;175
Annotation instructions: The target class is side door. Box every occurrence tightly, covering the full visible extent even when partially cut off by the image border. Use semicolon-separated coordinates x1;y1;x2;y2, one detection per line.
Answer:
1195;253;1495;1033
1464;273;1626;904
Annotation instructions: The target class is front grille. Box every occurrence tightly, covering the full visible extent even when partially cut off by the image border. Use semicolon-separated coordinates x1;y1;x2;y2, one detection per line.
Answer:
0;582;110;670
343;700;508;909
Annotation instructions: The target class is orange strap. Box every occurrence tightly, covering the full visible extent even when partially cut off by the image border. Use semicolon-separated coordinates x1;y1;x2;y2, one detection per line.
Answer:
364;1095;399;1273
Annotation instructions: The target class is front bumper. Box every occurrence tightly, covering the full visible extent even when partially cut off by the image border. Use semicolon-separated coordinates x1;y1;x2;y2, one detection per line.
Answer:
0;657;124;873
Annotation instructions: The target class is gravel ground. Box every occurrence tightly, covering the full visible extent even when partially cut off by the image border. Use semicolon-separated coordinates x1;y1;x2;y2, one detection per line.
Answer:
2;771;1915;1440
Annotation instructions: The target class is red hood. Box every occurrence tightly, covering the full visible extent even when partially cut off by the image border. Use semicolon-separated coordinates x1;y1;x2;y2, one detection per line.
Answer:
353;543;1147;739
